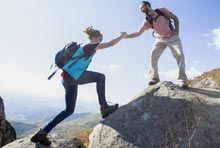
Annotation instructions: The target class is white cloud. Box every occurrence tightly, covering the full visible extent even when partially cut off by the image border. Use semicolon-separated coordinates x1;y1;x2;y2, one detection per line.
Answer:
202;33;210;37
191;60;199;67
160;69;178;81
212;27;220;49
206;42;213;48
130;64;144;69
186;67;202;79
100;64;121;71
205;27;220;50
159;67;202;81
130;64;146;78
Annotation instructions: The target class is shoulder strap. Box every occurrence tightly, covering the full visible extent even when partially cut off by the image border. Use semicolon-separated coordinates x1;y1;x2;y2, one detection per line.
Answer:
67;43;98;69
155;9;166;17
145;9;164;28
67;54;86;68
83;43;99;57
145;15;153;27
155;8;173;30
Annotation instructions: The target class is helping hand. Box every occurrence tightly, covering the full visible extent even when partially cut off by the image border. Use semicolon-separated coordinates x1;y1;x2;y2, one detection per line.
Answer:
120;32;127;38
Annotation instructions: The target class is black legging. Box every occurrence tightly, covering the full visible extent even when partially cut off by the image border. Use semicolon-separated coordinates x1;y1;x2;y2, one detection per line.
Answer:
43;71;106;133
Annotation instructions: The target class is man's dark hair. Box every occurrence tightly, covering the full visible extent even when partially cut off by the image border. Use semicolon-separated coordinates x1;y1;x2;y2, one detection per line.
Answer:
142;1;151;7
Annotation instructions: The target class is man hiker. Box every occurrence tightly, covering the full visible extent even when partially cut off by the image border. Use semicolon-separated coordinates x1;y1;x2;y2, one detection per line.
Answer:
125;1;188;89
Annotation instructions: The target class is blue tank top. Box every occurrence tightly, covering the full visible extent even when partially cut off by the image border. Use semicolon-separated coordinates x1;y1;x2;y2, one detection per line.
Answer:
62;43;98;80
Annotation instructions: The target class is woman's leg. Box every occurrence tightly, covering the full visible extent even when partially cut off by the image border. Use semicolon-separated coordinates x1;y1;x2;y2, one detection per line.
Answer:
31;76;77;146
77;71;118;118
77;71;106;105
43;84;77;133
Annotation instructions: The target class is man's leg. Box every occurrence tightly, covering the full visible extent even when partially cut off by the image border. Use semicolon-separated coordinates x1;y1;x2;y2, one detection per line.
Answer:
149;39;167;85
168;35;188;88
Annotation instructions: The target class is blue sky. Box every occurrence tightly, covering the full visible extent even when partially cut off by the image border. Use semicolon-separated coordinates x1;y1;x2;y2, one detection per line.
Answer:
1;0;220;107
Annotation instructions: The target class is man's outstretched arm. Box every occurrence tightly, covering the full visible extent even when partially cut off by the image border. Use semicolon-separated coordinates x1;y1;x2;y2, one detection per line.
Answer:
125;21;148;38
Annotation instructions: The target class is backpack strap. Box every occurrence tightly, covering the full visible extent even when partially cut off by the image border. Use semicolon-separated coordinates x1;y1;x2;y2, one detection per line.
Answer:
48;68;60;80
67;43;98;68
146;9;167;28
155;9;165;17
48;53;85;80
67;53;86;68
146;8;174;38
155;9;173;31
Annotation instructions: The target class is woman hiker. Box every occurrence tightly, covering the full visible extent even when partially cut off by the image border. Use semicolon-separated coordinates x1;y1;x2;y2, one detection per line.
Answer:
31;26;127;146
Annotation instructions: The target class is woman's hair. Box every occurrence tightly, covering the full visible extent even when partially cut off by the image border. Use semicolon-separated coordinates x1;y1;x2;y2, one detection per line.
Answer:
142;1;151;7
83;26;102;39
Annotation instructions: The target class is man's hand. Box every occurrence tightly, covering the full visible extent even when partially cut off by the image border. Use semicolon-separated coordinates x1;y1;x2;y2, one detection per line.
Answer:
120;32;127;38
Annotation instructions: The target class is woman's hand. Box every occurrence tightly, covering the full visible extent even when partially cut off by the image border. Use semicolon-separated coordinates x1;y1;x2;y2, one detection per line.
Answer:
95;32;127;50
120;32;127;38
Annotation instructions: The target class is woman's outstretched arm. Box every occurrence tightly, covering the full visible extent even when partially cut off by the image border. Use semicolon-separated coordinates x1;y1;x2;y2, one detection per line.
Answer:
95;32;127;50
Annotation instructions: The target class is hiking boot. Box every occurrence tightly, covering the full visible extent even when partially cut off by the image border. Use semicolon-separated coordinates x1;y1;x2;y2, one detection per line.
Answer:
177;81;188;89
100;103;119;119
31;129;51;146
148;78;160;86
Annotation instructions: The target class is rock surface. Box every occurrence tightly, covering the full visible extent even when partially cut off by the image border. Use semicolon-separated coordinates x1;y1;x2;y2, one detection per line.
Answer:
89;81;220;148
0;97;5;119
0;96;16;147
2;133;86;148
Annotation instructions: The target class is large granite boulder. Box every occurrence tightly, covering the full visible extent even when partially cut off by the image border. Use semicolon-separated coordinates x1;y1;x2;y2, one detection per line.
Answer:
89;81;220;148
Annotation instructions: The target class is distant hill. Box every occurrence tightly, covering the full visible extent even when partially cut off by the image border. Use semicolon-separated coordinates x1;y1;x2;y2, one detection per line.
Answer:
10;121;37;137
53;113;102;134
2;92;101;140
10;112;101;138
188;68;220;88
3;93;99;123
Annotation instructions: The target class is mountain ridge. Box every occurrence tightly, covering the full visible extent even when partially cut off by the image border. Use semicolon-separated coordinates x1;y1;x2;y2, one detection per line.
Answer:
188;68;220;88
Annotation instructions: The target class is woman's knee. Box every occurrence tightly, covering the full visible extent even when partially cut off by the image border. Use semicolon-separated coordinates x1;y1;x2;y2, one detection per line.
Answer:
100;73;105;79
97;73;105;81
64;108;74;116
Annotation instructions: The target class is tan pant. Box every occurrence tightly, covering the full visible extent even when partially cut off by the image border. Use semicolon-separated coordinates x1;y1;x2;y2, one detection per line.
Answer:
149;35;187;82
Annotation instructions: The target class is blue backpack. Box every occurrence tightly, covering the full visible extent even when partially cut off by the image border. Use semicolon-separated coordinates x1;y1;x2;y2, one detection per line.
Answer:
55;42;80;68
48;42;84;80
48;42;98;80
62;45;96;80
